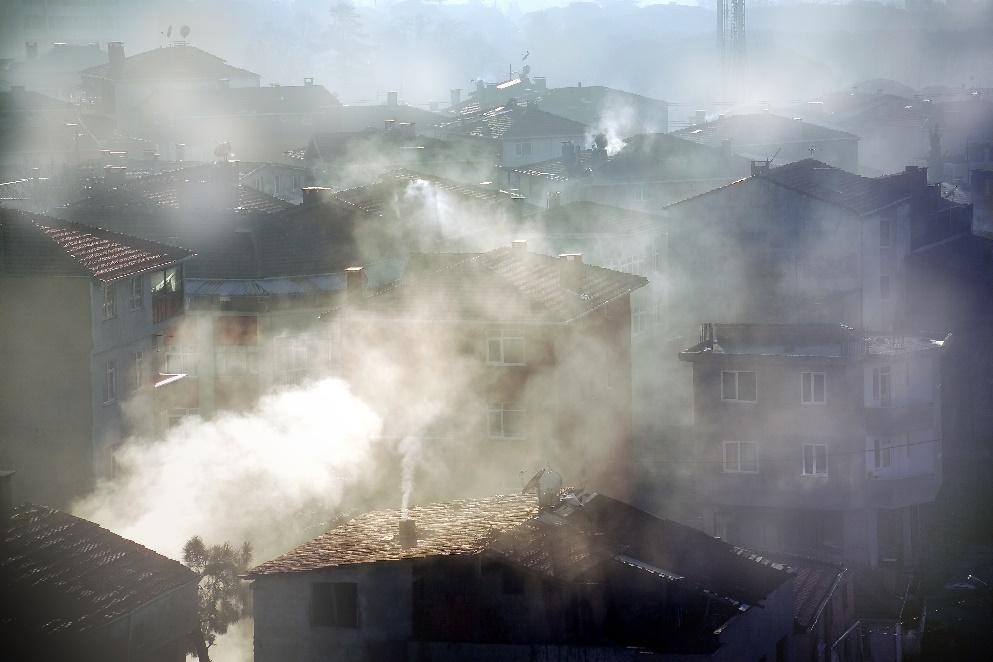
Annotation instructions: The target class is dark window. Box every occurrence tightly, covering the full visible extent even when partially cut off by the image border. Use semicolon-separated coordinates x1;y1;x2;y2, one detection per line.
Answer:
311;582;358;628
151;265;184;323
722;370;757;401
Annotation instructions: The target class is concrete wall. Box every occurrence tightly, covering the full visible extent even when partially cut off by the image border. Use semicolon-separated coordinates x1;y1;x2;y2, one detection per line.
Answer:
0;276;94;507
253;563;414;662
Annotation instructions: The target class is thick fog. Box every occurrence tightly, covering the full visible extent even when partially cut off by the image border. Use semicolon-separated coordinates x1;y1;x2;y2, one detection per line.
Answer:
2;1;992;661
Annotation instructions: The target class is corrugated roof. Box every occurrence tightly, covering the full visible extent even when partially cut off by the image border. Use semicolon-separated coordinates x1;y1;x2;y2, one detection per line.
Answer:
248;495;538;575
0;208;194;283
82;44;260;82
0;503;196;638
349;246;648;324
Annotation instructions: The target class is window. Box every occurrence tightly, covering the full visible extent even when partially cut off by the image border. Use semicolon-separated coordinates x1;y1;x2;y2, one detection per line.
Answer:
872;438;892;470
872;366;892;407
102;283;117;320
722;370;757;402
880;274;891;300
274;336;316;385
311;582;358;628
488;402;525;439
217;348;258;376
167;408;198;427
801;372;826;404
128;275;143;310
803;444;828;476
723;441;758;473
132;351;144;389
487;328;525;365
151;266;184;323
880;215;893;248
165;346;197;376
514;142;532;157
103;360;116;404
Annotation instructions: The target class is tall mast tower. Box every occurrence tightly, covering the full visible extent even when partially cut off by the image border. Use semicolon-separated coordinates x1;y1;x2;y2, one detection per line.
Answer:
717;0;747;102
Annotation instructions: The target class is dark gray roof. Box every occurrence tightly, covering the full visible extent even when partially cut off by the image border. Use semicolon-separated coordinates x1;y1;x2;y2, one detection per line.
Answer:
0;504;196;639
82;44;259;82
439;104;586;141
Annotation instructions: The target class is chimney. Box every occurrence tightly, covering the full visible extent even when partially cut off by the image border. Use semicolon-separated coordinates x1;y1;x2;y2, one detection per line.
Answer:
384;119;396;132
701;322;715;347
398;122;415;140
558;253;584;291
546;191;561;209
175;143;186;162
510;194;526;222
304;77;314;86
345;266;365;302
450;88;461;107
218;78;230;90
301;186;332;205
512;239;528;253
108;41;125;78
104;165;127;187
399;518;416;548
25;41;37;59
904;165;928;188
0;470;13;529
387;90;399;107
751;160;771;177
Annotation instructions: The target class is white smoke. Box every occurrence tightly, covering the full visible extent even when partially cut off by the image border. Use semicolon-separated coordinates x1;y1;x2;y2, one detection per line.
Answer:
73;378;383;559
399;435;422;516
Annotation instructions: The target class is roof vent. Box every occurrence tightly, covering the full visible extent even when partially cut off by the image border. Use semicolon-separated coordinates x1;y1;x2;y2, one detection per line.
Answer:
511;239;528;253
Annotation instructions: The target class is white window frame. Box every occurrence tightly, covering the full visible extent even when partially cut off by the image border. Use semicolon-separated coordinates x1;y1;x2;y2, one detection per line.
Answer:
514;141;532;157
132;350;144;390
164;346;197;377
721;370;757;402
870;437;892;471
872;366;892;407
102;283;117;320
801;371;827;404
487;328;525;366
488;402;525;440
129;275;144;310
103;360;116;404
722;441;759;473
802;443;828;476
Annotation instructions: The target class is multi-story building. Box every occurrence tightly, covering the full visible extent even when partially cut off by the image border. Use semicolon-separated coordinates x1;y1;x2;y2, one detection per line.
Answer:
677;323;944;576
333;243;647;498
0;208;192;507
248;489;795;662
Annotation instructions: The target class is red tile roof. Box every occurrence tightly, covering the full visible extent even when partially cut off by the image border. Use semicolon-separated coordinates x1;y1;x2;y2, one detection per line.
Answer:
348;246;648;324
82;44;259;82
0;503;196;638
248;495;539;576
0;208;194;283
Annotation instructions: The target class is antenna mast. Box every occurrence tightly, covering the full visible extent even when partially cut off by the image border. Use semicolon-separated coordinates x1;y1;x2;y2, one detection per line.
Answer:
717;0;747;103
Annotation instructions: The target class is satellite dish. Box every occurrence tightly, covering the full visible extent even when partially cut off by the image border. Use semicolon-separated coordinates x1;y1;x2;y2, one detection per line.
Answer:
180;25;191;39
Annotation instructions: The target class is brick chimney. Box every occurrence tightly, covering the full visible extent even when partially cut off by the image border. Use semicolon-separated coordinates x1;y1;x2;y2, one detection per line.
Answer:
175;143;186;162
108;41;125;79
345;266;365;302
558;253;584;291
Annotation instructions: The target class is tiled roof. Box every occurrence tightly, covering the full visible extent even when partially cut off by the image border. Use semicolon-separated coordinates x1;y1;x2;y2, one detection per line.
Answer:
248;495;539;575
439;104;586;141
349;246;648;324
668;159;929;216
737;549;846;632
250;492;790;612
0;503;196;638
82;44;260;82
0;208;194;283
673;113;858;148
